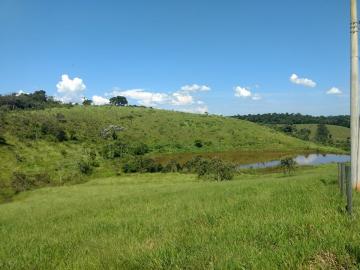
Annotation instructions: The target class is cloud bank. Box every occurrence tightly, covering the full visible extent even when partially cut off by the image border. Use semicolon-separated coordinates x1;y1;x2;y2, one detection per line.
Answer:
108;84;210;114
92;95;109;105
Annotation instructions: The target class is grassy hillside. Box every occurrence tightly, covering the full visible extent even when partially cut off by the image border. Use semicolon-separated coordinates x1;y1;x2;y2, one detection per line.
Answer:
0;165;359;269
294;124;350;141
0;106;339;200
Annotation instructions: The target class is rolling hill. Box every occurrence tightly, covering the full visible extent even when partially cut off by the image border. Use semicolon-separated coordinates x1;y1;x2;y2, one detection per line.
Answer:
0;106;339;201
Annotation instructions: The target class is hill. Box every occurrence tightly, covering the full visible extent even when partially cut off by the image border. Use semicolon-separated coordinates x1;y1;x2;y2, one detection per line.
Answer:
272;124;350;150
294;124;350;141
0;106;339;200
0;164;359;269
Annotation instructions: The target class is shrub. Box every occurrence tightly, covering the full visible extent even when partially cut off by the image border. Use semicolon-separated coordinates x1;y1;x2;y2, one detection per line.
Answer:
194;139;203;148
131;143;150;155
280;157;296;175
56;113;67;123
78;160;93;175
184;156;235;181
164;159;182;172
86;149;100;167
56;130;68;142
101;141;128;159
183;156;204;173
208;158;235;181
10;171;51;194
11;172;32;193
122;156;162;173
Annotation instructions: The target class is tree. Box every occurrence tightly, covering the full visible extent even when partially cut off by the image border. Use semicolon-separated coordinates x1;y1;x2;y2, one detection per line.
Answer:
280;158;296;175
110;96;128;106
295;128;311;141
281;125;297;134
315;124;331;144
0;113;6;145
82;99;92;106
31;90;47;103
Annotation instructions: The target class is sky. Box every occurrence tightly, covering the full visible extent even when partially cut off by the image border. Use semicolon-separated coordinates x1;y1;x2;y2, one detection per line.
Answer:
0;0;352;115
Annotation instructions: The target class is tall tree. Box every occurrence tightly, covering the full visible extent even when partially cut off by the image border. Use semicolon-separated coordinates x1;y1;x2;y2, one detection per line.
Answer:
110;96;128;106
82;99;93;106
315;124;331;143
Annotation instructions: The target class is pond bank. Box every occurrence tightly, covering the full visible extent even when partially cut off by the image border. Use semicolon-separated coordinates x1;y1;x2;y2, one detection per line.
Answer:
151;149;347;166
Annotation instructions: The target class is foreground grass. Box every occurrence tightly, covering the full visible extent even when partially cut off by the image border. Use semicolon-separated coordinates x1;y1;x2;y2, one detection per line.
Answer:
1;165;359;269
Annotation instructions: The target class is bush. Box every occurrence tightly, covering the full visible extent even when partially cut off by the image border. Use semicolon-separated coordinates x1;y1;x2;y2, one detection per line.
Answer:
101;141;128;159
122;156;162;173
78;160;93;175
194;139;203;148
280;157;296;175
184;156;235;181
163;159;182;172
197;158;235;181
56;130;68;142
10;171;51;194
131;143;150;155
183;156;204;173
11;172;32;193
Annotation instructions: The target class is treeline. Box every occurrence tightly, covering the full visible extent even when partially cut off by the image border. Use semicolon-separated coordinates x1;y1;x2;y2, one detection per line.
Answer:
232;113;350;128
0;90;62;111
0;90;131;111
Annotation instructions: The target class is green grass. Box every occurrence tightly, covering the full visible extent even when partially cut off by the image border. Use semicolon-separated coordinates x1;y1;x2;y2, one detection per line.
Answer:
3;106;330;153
294;124;350;141
1;165;360;269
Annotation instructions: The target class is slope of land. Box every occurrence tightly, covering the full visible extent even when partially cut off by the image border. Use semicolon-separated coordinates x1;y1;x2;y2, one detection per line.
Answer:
0;165;359;269
0;106;340;200
294;124;350;141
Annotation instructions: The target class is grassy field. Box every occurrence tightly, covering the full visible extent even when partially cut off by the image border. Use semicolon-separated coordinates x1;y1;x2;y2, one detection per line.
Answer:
1;165;359;269
0;106;341;201
294;124;350;141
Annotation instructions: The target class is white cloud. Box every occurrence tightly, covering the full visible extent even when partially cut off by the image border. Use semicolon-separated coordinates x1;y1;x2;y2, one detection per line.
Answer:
234;86;252;98
108;83;211;112
194;105;208;114
109;83;211;107
290;74;317;88
110;89;170;107
326;87;342;95
234;86;261;101
179;105;208;114
252;93;262;100
92;95;109;105
171;92;194;105
180;84;210;92
56;74;86;103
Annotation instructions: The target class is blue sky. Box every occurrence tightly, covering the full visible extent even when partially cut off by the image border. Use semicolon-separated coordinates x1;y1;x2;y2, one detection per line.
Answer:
0;0;351;115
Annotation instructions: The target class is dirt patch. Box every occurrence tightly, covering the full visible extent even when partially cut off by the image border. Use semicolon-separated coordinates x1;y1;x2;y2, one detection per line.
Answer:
304;251;354;270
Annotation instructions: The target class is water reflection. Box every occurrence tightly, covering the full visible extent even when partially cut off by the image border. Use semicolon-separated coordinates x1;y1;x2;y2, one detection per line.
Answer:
239;154;350;169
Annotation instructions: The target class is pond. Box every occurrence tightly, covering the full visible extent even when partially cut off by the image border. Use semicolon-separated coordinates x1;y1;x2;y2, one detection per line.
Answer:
238;154;350;169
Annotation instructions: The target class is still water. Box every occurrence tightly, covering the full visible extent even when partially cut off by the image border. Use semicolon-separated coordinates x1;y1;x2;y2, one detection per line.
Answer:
239;154;350;169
